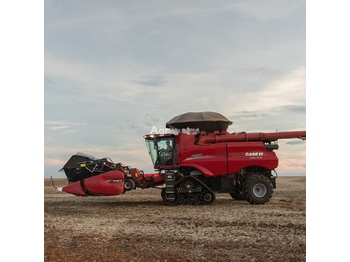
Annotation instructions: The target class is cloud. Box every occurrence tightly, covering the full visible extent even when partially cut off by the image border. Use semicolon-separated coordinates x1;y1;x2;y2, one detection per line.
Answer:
44;77;55;84
220;67;306;132
286;140;306;145
45;120;87;129
229;111;267;119
224;67;305;114
45;120;88;144
130;75;167;86
277;149;306;175
45;158;66;167
50;126;68;130
279;105;306;113
228;0;305;21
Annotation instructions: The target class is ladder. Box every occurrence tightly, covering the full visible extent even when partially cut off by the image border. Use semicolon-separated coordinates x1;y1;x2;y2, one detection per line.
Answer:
164;171;176;200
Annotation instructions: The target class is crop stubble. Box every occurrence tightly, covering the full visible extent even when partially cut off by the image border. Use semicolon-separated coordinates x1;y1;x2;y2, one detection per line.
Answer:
44;177;306;261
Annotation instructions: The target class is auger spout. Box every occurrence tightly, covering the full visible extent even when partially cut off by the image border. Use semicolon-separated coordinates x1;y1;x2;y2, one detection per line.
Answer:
197;131;306;145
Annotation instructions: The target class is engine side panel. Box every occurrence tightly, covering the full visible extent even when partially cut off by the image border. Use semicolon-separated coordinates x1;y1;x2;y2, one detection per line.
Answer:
178;141;278;178
179;143;228;176
227;142;278;174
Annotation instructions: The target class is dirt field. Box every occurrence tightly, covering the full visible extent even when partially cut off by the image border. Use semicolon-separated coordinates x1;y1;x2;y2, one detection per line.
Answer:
44;176;306;261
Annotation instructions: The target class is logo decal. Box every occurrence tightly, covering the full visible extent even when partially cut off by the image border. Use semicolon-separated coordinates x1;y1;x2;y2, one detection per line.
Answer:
245;152;264;157
191;154;202;158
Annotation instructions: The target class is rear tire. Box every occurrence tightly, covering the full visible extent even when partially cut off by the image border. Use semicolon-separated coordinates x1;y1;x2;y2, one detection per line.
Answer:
243;174;273;205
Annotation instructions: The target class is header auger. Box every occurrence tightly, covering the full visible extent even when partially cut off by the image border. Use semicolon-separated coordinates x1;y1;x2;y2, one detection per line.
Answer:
57;111;306;206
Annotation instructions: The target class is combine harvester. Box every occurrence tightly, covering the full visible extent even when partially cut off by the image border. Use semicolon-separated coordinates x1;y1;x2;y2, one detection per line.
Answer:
56;112;306;206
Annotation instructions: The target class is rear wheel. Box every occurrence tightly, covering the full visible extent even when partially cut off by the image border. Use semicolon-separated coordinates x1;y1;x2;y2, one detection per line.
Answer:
243;174;273;205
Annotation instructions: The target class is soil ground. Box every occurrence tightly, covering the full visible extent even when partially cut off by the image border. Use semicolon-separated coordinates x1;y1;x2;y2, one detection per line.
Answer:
44;176;306;261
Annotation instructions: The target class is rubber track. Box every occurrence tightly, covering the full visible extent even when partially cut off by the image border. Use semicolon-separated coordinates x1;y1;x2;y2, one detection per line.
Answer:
175;175;216;203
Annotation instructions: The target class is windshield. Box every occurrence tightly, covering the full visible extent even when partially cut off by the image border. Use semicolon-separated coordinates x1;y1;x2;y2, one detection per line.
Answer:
144;136;174;167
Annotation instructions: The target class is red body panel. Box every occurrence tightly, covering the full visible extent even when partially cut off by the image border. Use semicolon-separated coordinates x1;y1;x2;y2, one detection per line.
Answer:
176;133;279;177
227;142;278;173
62;181;86;195
84;170;124;195
62;170;125;196
137;172;165;188
179;142;229;176
143;173;165;184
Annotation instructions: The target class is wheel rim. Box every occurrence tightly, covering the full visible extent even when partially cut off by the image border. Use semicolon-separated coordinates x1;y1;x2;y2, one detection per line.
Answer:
164;192;179;205
184;181;195;189
193;197;201;205
125;181;132;190
204;193;211;201
201;192;213;203
178;198;186;205
186;198;193;205
253;183;267;197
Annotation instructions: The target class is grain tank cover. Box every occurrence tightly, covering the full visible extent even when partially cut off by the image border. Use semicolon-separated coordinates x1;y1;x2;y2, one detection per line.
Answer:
165;111;233;132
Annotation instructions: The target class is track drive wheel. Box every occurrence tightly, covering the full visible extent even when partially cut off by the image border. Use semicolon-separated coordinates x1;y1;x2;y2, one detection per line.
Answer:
243;174;273;205
161;188;179;206
193;196;201;206
200;190;216;205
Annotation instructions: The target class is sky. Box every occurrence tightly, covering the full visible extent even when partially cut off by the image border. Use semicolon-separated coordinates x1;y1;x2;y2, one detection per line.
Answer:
44;0;306;177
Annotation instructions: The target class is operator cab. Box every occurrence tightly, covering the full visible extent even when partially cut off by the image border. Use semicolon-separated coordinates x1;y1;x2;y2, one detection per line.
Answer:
144;134;175;169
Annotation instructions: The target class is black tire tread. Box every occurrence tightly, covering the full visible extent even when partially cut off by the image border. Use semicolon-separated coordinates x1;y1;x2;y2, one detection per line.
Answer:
243;174;273;205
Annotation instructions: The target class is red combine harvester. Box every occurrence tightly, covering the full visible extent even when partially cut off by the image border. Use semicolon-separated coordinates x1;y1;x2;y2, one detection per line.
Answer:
57;112;306;206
